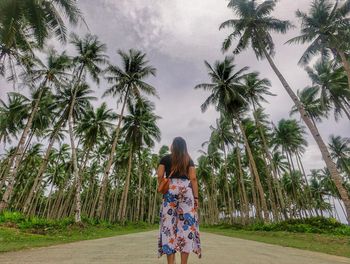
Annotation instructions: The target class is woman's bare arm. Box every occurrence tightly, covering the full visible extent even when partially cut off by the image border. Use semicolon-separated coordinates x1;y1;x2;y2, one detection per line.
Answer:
157;164;165;185
188;166;198;198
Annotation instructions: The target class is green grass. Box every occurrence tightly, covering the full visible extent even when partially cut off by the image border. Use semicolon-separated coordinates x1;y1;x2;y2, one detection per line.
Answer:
0;211;158;253
0;224;156;252
202;227;350;258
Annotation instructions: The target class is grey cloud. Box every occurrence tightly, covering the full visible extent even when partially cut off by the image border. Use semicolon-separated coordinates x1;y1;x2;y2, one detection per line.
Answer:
1;0;349;172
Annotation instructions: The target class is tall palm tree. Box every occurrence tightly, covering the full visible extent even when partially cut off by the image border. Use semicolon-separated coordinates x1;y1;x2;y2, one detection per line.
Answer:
117;98;161;222
67;33;107;223
242;72;285;219
96;49;157;218
209;117;236;221
220;0;350;223
195;56;269;221
287;0;350;89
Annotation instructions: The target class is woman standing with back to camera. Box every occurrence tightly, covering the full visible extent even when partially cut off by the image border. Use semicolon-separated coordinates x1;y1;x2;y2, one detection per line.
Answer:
157;137;202;264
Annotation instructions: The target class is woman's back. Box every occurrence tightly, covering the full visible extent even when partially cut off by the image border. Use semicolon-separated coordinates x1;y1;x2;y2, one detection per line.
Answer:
159;154;194;179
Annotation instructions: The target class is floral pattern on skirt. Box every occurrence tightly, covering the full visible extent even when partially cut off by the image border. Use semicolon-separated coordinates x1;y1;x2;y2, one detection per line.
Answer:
158;178;202;258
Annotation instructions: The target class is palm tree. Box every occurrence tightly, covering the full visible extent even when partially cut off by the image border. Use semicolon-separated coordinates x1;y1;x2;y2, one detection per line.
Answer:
195;56;269;221
271;150;289;177
75;103;117;173
208;117;236;221
220;0;350;223
67;33;107;223
22;83;95;215
96;49;157;218
272;119;308;169
242;72;286;219
290;86;329;125
117;98;161;222
309;169;331;217
0;93;29;144
0;0;83;77
287;0;350;89
0;51;71;213
329;135;350;178
305;59;350;120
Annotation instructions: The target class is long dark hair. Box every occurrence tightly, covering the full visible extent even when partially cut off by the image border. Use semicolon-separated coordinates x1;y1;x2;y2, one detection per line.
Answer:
171;137;191;175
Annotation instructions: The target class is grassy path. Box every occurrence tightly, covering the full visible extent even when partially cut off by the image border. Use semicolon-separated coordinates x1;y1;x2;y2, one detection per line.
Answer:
202;227;350;258
0;229;349;264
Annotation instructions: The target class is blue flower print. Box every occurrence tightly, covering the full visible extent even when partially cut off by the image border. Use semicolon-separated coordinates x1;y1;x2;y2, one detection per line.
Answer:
162;244;175;255
184;213;196;226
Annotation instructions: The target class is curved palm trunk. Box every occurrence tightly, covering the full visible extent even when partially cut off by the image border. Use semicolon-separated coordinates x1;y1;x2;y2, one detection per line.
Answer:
136;152;142;221
235;144;249;221
236;115;269;221
151;181;159;224
96;89;129;218
339;103;350;120
231;123;249;221
0;159;11;198
222;145;234;222
0;85;46;212
22;118;65;214
147;175;153;223
252;106;285;220
68;87;81;223
262;47;350;224
118;145;134;222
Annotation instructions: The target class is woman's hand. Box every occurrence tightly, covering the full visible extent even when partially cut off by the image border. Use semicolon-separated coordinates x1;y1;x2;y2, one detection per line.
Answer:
194;198;199;211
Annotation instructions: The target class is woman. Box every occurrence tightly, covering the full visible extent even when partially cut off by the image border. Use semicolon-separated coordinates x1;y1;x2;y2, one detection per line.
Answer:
157;137;202;264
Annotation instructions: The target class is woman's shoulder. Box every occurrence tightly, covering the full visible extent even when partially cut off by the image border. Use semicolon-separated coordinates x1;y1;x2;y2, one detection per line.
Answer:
189;157;195;167
159;154;171;164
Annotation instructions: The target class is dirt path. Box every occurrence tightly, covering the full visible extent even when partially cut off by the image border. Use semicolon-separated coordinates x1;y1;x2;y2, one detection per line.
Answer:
0;230;348;264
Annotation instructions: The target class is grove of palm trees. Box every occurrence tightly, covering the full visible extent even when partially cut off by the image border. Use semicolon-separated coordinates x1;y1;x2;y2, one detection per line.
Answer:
0;0;349;232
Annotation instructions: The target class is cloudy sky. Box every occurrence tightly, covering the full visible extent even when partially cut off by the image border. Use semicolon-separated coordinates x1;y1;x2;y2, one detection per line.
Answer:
1;0;349;174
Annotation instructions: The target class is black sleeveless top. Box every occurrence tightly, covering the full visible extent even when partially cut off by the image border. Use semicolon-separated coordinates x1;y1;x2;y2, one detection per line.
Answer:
159;154;195;179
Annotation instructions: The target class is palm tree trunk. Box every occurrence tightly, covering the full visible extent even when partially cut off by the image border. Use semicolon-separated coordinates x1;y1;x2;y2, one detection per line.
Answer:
337;50;350;90
43;182;54;218
140;184;146;221
262;47;350;224
118;145;133;222
151;184;158;224
252;106;286;218
67;64;86;223
236;116;269;221
147;176;153;223
251;106;279;221
222;144;234;222
231;123;249;221
96;89;130;218
339;103;350;120
0;86;46;212
22;119;64;214
68;87;81;222
136;152;142;221
0;159;11;198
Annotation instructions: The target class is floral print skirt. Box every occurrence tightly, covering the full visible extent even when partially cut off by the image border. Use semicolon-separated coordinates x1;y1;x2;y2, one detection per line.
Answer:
158;178;202;258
